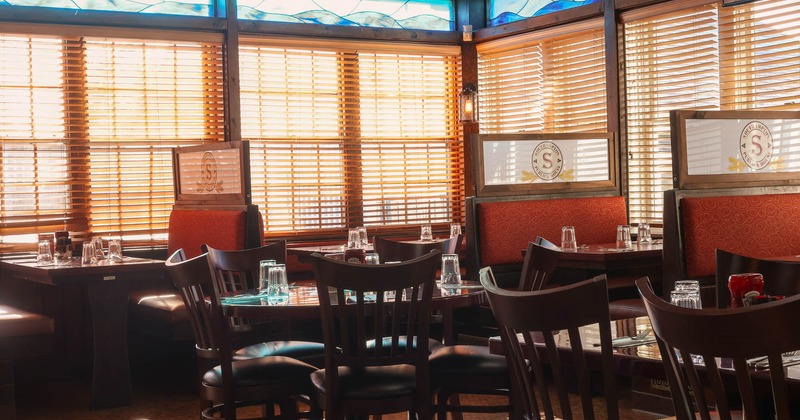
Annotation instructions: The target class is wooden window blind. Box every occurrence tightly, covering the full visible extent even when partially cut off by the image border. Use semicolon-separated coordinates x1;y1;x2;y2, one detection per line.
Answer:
622;2;720;226
623;0;800;226
0;27;225;246
477;19;608;134
719;0;800;110
239;37;462;237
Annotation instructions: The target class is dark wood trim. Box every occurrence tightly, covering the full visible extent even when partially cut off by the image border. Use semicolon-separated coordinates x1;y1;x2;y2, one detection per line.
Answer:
223;0;241;143
239;19;460;44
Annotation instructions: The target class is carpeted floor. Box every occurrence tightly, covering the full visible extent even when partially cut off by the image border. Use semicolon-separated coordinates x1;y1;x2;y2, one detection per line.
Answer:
14;340;669;420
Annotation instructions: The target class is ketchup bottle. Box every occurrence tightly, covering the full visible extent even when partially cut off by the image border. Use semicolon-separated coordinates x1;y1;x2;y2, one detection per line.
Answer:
728;273;764;308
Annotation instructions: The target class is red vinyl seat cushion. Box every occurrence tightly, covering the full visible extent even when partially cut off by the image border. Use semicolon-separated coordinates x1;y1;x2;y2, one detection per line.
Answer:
167;209;248;259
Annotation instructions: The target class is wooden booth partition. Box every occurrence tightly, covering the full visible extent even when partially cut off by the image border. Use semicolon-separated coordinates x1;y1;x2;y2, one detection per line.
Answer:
129;141;265;342
663;110;800;304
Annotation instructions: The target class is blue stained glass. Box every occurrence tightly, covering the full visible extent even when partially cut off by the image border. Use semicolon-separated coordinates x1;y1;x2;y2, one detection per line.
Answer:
1;0;212;16
237;0;454;31
488;0;602;26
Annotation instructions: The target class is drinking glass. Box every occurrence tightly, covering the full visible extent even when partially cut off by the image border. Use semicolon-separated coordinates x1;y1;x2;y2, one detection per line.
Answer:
561;226;578;252
637;222;652;246
357;226;369;248
81;241;96;265
670;289;702;309
37;239;54;264
107;239;123;263
258;259;278;292
365;253;380;265
674;280;700;292
450;223;462;238
347;228;360;248
420;224;433;242
266;264;290;306
616;225;632;250
92;237;105;260
440;254;462;290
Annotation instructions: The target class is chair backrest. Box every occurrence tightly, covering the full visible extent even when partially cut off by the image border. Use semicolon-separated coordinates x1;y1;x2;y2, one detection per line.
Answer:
373;235;461;262
715;248;800;308
637;277;800;420
204;241;287;294
165;249;220;356
310;250;440;407
481;269;618;420
518;241;562;291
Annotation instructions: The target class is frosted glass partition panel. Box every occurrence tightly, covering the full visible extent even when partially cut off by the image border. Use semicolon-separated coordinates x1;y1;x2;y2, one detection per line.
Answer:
474;133;617;197
237;0;454;31
173;141;250;205
670;110;800;189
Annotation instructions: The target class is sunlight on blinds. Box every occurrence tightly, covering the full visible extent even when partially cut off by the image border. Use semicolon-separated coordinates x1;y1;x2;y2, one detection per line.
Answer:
240;39;462;236
0;35;70;239
477;20;607;134
623;3;720;225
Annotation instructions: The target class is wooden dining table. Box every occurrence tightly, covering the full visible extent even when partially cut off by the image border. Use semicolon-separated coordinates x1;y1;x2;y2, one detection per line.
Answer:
527;241;664;297
0;255;167;410
488;315;800;417
222;281;486;346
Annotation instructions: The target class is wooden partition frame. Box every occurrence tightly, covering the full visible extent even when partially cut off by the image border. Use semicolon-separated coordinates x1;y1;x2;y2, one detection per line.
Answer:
473;133;618;197
670;110;800;190
172;141;251;206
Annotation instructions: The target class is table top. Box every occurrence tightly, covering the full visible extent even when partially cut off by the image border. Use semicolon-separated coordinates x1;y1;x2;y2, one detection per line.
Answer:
489;315;800;382
0;255;166;283
288;238;455;257
223;281;486;319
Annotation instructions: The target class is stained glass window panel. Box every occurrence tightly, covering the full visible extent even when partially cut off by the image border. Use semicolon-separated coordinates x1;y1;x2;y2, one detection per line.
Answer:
237;0;454;31
0;0;212;17
488;0;602;26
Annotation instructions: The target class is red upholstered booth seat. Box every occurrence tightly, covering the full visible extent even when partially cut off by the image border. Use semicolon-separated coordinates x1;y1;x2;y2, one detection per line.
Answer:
477;196;628;267
682;193;800;278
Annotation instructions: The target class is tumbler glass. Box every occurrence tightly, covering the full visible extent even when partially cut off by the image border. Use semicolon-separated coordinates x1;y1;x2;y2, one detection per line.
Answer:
258;259;278;292
420;224;433;242
37;239;54;264
561;226;577;252
616;225;632;250
450;223;462;238
266;264;290;306
440;254;462;289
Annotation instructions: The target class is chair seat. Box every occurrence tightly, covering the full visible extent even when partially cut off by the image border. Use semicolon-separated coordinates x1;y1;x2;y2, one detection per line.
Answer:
310;365;416;399
203;355;317;388
429;344;507;377
608;297;648;320
233;340;326;363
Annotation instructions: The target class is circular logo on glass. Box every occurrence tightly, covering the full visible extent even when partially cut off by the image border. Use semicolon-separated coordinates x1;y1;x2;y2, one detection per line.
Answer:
740;121;773;170
530;141;564;181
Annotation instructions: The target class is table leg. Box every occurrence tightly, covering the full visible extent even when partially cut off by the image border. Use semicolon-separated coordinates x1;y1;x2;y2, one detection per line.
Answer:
87;280;132;409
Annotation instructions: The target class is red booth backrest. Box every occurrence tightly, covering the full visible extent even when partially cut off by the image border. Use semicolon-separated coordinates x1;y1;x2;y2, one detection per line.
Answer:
477;196;628;266
682;193;800;278
167;209;262;259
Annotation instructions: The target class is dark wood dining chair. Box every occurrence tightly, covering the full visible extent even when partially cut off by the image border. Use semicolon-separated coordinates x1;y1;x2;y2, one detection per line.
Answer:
309;250;440;419
373;234;461;262
204;243;326;366
481;269;619;420
532;236;647;321
374;234;513;418
520;240;562;291
715;248;800;308
637;276;800;420
165;249;321;419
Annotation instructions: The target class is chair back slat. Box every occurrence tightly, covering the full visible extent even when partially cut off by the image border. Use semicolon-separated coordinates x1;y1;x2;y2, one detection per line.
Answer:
481;270;619;420
519;240;561;291
311;250;439;418
637;277;800;420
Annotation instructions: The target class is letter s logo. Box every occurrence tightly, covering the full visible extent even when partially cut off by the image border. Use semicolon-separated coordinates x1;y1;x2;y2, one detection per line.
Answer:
751;135;762;156
542;152;553;169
